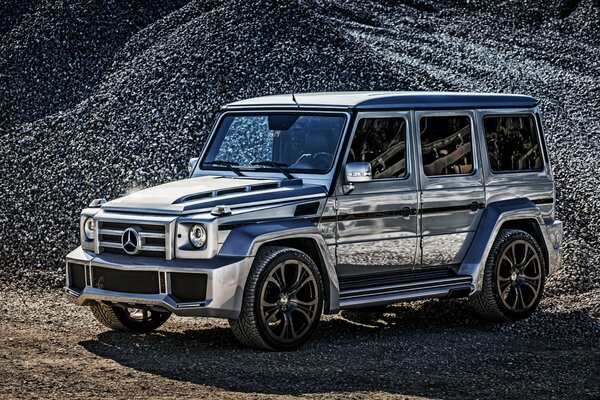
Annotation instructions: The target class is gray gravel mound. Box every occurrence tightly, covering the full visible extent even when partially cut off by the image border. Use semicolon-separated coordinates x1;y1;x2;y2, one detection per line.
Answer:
0;0;599;302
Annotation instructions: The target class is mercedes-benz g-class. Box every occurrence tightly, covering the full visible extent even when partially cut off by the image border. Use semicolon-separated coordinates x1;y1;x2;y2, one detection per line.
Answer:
65;92;563;350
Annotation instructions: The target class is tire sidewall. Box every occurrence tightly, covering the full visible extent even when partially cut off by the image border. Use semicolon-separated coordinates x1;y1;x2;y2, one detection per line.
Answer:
252;249;324;351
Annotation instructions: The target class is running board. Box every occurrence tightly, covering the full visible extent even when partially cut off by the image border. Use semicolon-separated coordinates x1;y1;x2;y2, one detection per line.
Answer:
339;275;473;309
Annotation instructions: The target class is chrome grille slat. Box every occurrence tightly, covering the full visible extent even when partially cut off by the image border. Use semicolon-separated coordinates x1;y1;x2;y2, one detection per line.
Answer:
99;241;123;249
140;244;166;251
95;216;171;259
98;228;123;236
139;232;166;239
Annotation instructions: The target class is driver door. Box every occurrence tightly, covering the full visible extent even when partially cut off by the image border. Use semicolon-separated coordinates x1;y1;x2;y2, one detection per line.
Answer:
335;112;419;280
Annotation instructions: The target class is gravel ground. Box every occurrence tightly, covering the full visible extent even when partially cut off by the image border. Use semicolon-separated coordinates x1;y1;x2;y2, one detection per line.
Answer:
0;287;598;399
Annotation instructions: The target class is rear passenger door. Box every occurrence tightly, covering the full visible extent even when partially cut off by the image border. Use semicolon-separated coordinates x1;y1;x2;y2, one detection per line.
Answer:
335;112;419;278
414;111;486;268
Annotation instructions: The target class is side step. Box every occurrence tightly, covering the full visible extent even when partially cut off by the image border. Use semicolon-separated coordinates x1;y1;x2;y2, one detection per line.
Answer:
338;268;473;309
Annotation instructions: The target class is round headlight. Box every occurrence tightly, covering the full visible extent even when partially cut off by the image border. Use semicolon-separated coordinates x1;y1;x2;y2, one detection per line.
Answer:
189;224;207;248
83;218;95;240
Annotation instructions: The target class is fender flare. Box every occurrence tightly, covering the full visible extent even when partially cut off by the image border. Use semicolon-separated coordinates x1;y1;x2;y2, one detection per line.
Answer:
458;198;551;293
219;218;340;313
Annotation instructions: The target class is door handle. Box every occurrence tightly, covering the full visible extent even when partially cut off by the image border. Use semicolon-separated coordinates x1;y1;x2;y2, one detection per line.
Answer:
469;201;485;212
401;207;416;217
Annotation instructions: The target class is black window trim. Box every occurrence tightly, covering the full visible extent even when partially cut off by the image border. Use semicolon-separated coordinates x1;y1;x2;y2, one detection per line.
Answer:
418;113;478;179
481;112;545;175
344;114;412;183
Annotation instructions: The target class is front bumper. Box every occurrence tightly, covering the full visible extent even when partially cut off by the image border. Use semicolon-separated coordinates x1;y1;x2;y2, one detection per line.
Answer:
64;246;252;319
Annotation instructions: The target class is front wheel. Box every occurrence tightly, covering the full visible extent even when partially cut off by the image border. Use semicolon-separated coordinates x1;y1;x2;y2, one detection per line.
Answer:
91;303;171;332
229;246;324;351
470;229;546;321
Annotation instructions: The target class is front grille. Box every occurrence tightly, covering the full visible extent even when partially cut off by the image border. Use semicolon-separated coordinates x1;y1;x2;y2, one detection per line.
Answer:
170;272;208;302
97;220;167;259
92;266;159;294
68;263;86;291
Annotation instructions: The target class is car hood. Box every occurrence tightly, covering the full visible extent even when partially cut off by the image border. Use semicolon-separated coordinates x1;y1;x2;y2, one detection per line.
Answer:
102;175;327;215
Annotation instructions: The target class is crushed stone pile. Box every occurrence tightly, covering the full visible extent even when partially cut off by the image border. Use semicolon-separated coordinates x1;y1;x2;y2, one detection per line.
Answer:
0;0;598;301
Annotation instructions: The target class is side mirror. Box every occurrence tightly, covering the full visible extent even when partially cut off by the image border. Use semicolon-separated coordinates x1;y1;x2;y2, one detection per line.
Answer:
188;157;199;174
345;162;372;183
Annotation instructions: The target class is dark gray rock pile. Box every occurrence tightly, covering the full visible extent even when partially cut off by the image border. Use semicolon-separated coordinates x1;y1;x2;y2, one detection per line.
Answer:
0;0;598;302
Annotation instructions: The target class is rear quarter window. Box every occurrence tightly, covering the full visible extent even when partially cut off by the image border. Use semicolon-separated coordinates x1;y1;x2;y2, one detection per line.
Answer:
483;115;543;172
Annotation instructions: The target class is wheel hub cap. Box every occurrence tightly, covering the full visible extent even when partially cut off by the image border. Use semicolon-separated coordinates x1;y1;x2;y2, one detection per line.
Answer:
278;293;290;308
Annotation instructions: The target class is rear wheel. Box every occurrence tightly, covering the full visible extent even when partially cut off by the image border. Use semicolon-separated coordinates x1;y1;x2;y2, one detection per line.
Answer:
91;303;171;332
229;246;324;351
471;229;545;321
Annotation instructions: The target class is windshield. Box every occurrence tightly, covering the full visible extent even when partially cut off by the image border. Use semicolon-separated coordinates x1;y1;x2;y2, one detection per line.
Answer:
202;113;346;173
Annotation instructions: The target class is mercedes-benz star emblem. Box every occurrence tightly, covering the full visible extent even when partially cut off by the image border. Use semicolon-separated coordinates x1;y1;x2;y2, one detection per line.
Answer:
121;227;141;255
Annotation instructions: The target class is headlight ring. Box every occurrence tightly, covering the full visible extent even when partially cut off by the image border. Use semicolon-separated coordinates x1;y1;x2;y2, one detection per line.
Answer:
83;218;95;241
189;224;207;248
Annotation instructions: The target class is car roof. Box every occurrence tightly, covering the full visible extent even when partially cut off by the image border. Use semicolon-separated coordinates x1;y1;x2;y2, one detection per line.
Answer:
224;91;538;110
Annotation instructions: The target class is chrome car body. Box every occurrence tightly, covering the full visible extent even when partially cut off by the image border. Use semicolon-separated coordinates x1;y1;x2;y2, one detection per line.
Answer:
65;92;563;319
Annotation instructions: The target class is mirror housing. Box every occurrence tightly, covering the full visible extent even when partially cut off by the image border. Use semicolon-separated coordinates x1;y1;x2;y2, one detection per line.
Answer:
188;157;199;174
345;162;372;183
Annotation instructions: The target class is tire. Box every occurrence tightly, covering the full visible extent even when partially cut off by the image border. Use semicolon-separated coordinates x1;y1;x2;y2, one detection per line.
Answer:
91;303;171;332
470;229;546;321
229;246;324;351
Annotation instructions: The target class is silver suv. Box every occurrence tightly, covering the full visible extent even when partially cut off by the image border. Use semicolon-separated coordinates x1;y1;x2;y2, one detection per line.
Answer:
65;92;563;350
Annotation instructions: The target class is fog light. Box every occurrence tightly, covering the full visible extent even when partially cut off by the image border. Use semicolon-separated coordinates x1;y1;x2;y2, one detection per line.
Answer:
189;224;207;248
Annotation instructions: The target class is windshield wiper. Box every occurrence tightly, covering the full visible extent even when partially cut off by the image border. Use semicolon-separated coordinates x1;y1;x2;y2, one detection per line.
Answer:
203;160;244;176
251;161;294;179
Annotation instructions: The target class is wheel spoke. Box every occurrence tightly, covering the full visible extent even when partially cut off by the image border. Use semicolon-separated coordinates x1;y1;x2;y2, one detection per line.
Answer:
277;312;298;340
501;283;513;300
267;276;283;291
290;275;315;295
521;279;539;299
511;286;521;310
293;298;318;307
510;244;518;266
289;267;307;292
500;254;513;267
261;297;278;309
521;248;537;270
518;244;530;266
274;266;288;289
498;278;512;293
294;305;314;324
264;306;279;323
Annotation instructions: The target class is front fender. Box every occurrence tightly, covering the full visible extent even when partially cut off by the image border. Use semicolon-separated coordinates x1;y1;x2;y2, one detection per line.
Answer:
219;218;340;313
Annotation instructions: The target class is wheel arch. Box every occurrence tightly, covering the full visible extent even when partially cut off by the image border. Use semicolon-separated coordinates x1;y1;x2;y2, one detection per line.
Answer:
497;218;549;275
219;219;340;314
459;198;553;293
254;237;334;313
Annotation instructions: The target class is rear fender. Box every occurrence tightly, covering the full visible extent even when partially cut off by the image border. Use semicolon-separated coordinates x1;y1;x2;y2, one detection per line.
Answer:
459;198;556;293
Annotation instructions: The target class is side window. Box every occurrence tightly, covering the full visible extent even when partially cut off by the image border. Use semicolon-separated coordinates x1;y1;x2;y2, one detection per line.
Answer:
420;115;473;176
348;117;407;179
483;115;543;172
